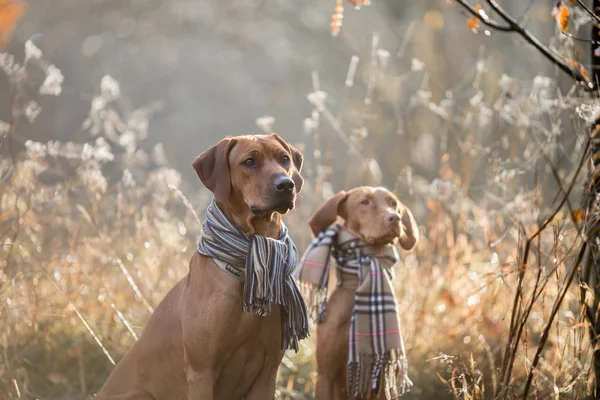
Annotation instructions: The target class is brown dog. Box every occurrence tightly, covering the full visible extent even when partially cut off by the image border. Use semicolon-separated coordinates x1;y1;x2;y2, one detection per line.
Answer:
305;187;419;400
94;133;304;400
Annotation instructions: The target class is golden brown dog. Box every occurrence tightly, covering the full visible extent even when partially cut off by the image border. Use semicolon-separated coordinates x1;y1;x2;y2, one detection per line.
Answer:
94;133;304;400
309;187;419;400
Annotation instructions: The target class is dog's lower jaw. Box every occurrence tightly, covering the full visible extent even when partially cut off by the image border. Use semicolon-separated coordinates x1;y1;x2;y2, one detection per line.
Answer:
250;199;294;216
245;210;284;237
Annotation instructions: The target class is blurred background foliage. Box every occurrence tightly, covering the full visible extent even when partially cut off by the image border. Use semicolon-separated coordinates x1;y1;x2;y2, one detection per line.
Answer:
1;0;598;399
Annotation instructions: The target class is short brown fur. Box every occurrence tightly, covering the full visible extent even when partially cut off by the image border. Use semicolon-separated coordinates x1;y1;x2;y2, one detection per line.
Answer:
94;133;303;400
311;186;418;400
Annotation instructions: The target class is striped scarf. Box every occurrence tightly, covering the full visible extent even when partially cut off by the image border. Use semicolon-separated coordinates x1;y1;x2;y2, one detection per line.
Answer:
197;198;309;351
295;224;411;399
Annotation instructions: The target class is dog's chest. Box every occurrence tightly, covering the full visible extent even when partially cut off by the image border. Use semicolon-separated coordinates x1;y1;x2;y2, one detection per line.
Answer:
229;303;282;356
214;306;284;395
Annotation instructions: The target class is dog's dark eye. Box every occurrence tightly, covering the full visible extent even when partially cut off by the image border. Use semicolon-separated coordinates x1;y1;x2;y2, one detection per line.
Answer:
242;158;256;168
281;155;290;165
390;200;397;208
360;199;370;206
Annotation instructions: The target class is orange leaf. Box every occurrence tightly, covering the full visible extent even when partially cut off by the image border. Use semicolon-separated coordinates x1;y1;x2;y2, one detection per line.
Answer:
330;0;344;36
590;124;600;139
570;208;584;224
554;3;570;33
570;59;590;82
467;5;482;33
347;0;371;7
0;0;25;51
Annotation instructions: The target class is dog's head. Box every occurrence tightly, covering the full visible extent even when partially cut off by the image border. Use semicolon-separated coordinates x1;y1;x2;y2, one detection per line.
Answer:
308;186;419;250
193;133;304;219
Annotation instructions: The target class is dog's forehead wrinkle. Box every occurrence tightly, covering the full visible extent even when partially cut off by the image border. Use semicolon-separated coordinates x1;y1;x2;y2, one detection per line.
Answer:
231;138;288;162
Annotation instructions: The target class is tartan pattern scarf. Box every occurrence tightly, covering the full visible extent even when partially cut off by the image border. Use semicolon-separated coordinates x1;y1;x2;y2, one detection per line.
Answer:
295;224;411;399
197;198;309;352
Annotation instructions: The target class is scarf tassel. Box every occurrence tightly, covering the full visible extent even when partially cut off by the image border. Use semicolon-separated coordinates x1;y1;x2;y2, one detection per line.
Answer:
243;236;309;351
198;198;309;352
348;351;410;400
298;282;329;325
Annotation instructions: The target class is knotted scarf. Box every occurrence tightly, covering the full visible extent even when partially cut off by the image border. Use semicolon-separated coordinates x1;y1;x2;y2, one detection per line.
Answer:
197;198;309;351
295;224;411;399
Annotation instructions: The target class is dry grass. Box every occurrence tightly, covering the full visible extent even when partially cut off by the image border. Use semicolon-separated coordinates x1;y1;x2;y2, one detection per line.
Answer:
1;23;598;400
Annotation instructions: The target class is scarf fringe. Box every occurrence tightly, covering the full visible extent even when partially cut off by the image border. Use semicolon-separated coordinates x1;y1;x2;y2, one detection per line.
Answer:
243;235;310;350
298;281;329;325
348;351;412;400
198;198;309;352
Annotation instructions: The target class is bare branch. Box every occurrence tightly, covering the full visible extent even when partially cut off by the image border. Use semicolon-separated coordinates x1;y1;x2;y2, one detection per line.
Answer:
577;0;600;25
454;0;512;31
453;0;596;91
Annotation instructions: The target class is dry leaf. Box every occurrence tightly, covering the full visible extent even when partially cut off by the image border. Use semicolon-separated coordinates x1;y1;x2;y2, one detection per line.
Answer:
0;0;25;50
569;59;591;82
330;0;343;37
347;0;370;7
467;5;483;33
570;208;584;224
554;3;570;33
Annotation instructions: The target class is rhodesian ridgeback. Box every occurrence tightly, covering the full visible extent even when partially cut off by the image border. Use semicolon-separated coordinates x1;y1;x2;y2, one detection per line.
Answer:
95;133;305;400
307;187;419;400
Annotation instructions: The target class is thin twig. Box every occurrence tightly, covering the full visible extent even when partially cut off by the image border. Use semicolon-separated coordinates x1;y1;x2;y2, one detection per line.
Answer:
454;0;596;90
498;138;589;397
577;0;600;25
522;243;588;398
454;0;512;31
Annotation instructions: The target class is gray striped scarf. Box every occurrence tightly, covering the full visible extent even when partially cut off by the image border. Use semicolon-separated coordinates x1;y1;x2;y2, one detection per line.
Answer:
295;224;411;399
197;198;309;351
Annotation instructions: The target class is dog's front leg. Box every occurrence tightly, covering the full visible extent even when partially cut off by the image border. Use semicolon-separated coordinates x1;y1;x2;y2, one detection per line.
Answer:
315;376;335;400
185;366;214;400
183;324;217;400
243;353;283;400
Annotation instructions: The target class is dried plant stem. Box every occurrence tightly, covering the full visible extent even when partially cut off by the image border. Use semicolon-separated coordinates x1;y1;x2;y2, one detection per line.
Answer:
522;244;588;399
116;258;154;314
70;303;116;366
499;139;589;398
2;84;26;274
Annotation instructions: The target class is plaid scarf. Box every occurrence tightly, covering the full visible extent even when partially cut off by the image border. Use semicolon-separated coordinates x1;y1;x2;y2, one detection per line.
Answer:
295;224;411;399
197;198;309;351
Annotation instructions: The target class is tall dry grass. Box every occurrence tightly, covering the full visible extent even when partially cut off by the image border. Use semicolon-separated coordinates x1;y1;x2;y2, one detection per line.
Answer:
1;18;598;400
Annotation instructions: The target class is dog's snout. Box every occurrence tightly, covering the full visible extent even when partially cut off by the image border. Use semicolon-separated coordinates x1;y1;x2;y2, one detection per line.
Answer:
274;176;295;192
385;212;401;223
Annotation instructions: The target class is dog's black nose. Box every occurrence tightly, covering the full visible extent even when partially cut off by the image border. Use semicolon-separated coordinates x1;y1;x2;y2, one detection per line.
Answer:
274;176;295;192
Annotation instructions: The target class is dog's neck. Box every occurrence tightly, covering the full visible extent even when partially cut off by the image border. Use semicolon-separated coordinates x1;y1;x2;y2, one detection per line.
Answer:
217;200;282;238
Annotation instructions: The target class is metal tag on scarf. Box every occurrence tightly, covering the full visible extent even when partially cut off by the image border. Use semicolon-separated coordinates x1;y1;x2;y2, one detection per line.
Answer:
212;258;245;281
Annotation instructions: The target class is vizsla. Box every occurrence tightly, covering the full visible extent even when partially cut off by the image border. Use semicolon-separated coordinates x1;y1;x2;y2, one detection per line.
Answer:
302;187;419;400
94;133;305;400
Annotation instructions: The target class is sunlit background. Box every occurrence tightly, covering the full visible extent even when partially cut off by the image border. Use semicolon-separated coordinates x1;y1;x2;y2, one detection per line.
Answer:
1;0;596;399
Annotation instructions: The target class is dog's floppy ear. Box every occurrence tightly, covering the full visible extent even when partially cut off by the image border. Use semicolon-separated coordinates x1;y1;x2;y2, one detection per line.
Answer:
308;191;348;235
398;203;419;250
289;144;304;193
270;133;304;193
192;138;236;202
